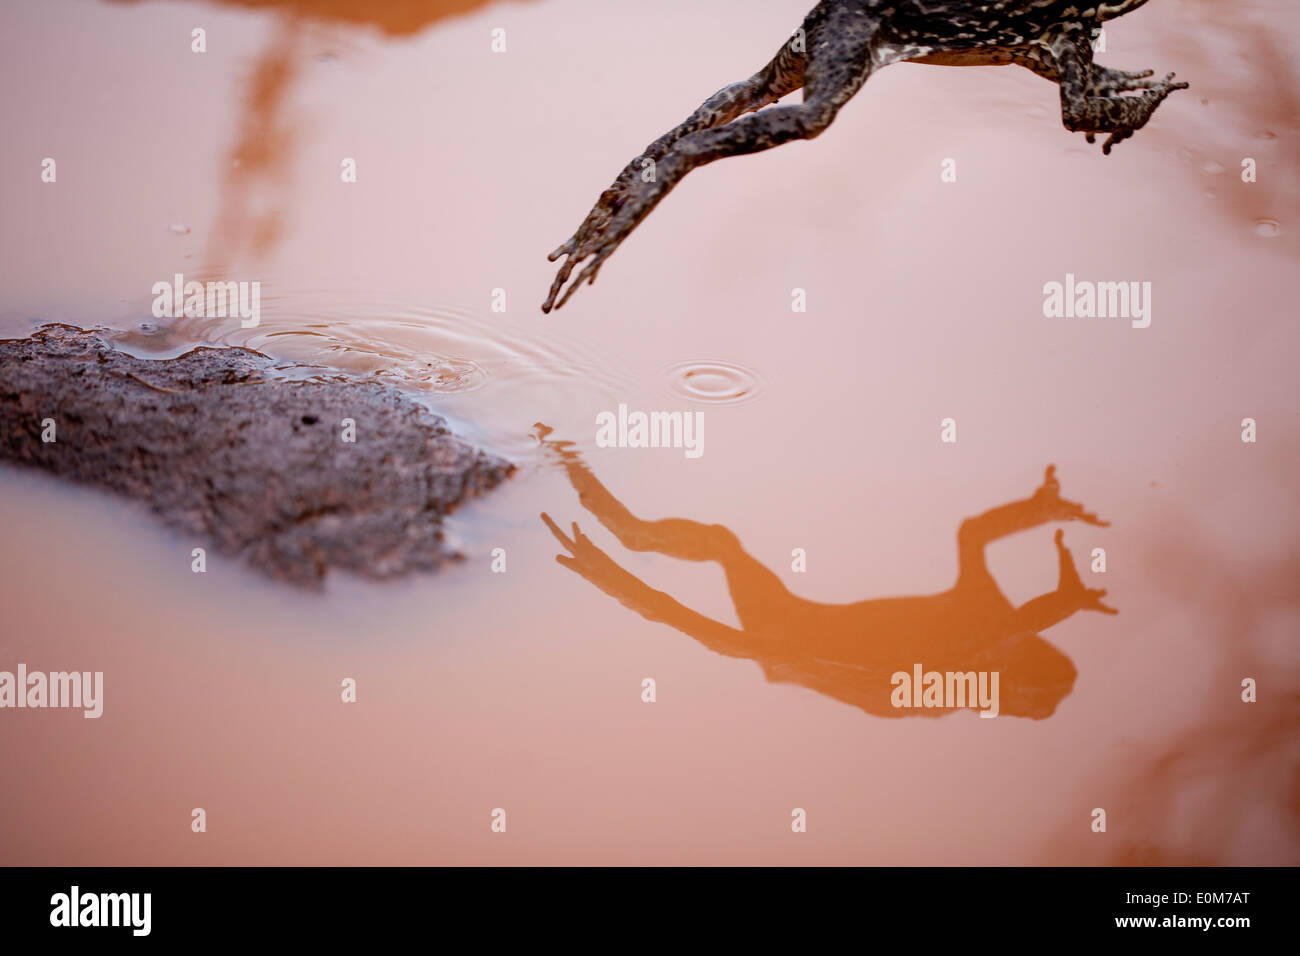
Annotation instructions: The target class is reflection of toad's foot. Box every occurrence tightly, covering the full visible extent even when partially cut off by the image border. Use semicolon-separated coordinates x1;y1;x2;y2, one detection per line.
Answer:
1032;464;1109;526
542;515;616;583
533;422;575;459
542;512;696;634
1054;528;1118;615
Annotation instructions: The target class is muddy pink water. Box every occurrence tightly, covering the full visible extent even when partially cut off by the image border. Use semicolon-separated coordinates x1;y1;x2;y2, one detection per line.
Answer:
1;0;1297;864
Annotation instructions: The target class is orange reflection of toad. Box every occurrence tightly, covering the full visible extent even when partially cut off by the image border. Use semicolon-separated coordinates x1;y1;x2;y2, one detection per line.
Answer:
539;429;1116;720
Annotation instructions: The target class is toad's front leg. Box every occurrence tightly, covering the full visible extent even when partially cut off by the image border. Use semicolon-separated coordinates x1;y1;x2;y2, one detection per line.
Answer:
542;43;806;313
547;72;786;261
543;98;848;311
544;4;879;311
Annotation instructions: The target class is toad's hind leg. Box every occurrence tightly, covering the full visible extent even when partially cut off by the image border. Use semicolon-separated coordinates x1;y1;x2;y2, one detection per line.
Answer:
544;3;880;312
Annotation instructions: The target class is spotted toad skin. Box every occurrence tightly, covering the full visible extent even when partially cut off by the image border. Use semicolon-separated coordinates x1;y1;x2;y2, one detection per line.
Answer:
542;0;1187;312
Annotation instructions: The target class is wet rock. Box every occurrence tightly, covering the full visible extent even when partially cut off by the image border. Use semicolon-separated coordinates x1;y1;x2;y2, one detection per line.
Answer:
0;324;514;587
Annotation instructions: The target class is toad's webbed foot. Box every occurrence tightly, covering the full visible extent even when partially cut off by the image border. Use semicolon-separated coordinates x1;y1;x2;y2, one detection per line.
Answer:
1053;33;1187;154
1073;71;1188;154
1088;64;1160;95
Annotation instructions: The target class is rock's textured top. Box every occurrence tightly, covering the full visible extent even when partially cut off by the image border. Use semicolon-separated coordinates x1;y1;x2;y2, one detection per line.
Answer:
0;325;514;587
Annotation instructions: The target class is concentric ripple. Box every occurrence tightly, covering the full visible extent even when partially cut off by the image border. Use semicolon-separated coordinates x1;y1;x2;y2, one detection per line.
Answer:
663;360;763;406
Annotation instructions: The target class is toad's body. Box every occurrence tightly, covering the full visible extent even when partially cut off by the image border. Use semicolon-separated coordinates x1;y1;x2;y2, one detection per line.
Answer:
543;0;1187;311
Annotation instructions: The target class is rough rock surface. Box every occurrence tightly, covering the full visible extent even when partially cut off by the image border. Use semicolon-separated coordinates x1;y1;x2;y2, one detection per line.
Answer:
0;325;514;587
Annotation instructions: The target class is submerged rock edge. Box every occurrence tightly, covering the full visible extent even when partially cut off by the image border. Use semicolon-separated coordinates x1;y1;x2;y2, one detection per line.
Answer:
0;324;515;589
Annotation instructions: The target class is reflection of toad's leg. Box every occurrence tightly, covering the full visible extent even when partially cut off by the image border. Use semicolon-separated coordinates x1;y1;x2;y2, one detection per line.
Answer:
956;465;1108;596
995;529;1115;719
1010;530;1118;636
541;513;754;662
548;440;801;635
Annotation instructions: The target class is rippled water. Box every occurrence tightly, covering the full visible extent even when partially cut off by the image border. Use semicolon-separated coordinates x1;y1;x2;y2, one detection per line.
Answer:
110;291;640;458
663;359;763;405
